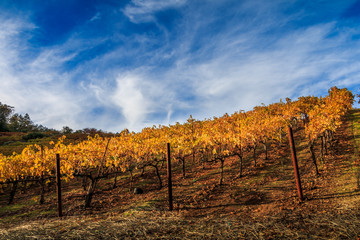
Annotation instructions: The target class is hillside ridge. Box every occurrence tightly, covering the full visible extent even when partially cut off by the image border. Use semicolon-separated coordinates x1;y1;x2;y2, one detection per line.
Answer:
0;109;359;239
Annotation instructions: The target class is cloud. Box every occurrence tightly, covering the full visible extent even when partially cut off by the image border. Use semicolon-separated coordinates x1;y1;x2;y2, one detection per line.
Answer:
91;0;360;125
112;74;149;129
90;12;101;22
123;0;186;23
106;70;181;131
0;17;82;129
144;8;360;119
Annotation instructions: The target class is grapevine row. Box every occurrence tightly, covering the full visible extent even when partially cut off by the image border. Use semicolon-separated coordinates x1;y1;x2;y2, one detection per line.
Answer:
0;86;354;207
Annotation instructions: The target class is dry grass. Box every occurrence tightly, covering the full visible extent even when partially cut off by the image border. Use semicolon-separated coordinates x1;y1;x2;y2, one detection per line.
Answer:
1;209;360;239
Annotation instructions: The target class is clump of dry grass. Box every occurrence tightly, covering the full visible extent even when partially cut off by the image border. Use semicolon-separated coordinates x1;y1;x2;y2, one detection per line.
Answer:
1;208;360;240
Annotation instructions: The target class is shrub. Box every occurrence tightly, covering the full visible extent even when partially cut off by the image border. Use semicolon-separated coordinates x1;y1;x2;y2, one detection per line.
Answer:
22;132;47;141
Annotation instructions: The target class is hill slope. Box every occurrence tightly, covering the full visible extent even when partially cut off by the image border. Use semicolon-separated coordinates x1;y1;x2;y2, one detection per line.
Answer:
1;110;360;239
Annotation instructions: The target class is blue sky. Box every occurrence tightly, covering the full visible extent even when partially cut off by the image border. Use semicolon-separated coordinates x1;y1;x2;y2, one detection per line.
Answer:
0;0;360;132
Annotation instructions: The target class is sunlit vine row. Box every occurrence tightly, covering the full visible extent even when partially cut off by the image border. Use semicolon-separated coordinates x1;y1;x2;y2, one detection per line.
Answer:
0;86;354;206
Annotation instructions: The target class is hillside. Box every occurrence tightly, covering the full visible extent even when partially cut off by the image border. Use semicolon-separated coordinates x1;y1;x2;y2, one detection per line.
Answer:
0;131;116;156
0;109;359;239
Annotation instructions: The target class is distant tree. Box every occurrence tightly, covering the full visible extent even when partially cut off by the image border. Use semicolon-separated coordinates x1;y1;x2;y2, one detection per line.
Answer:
8;113;34;132
0;101;54;133
8;114;21;132
0;102;14;131
22;113;33;131
61;126;73;134
81;128;104;135
33;124;53;132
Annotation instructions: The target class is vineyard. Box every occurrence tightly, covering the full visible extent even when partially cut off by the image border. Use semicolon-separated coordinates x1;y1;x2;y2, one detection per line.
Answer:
1;86;360;239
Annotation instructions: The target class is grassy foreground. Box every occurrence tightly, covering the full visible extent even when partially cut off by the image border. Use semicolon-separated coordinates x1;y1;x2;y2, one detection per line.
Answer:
1;110;360;239
1;210;360;239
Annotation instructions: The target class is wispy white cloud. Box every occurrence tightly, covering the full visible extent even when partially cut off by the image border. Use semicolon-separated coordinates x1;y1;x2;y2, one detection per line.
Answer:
0;17;82;129
90;12;101;22
76;0;360;126
112;74;149;129
142;6;360;120
123;0;187;23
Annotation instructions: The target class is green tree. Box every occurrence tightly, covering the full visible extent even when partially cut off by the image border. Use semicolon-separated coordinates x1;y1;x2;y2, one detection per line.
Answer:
0;102;14;131
8;113;34;132
61;126;73;134
20;113;34;132
8;114;21;132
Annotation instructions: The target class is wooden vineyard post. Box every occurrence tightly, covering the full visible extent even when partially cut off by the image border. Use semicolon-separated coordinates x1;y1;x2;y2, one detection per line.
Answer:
56;154;63;217
167;143;173;211
288;126;304;201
